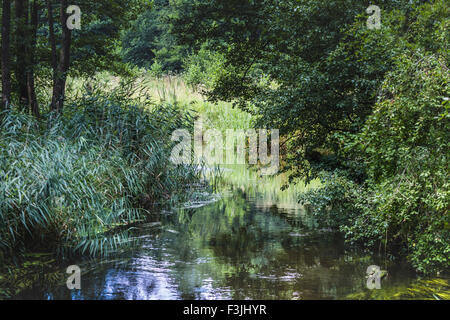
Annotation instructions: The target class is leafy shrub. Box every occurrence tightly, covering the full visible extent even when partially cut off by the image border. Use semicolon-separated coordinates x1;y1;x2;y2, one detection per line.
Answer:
299;170;362;230
183;45;226;92
300;53;449;275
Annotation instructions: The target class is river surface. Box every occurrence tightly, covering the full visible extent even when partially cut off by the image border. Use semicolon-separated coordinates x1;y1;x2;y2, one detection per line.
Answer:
11;166;448;300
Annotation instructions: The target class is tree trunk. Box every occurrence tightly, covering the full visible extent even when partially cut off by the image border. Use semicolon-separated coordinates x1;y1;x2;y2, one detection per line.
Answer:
2;0;12;111
46;0;57;75
51;0;71;113
27;0;39;118
15;0;29;111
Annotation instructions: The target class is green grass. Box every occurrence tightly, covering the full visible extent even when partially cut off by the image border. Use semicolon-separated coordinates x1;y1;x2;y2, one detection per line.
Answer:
67;72;253;131
0;83;201;260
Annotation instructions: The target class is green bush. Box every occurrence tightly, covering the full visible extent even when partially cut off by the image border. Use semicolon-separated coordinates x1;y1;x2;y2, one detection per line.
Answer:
121;0;188;72
299;170;362;230
183;44;226;92
300;53;449;275
357;53;449;274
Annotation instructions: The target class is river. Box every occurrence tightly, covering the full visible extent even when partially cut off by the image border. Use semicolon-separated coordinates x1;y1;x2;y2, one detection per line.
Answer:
11;165;449;300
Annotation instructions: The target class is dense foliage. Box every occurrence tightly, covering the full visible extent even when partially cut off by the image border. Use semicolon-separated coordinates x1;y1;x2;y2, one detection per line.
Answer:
357;54;448;273
0;84;199;259
0;0;448;277
168;0;449;274
298;3;449;274
121;0;188;72
0;0;206;263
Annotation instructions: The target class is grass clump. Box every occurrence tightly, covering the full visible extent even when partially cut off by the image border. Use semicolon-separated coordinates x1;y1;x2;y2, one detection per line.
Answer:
0;86;200;260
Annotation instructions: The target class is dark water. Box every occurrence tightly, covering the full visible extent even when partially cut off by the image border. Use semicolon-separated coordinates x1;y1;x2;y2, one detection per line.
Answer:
12;172;437;300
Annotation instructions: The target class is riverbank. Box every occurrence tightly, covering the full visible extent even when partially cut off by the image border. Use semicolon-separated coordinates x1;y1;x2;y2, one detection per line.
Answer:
0;81;202;263
2;164;449;300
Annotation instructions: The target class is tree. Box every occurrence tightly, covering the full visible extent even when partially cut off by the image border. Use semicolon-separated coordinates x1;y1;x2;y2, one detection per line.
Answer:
50;0;71;113
46;0;58;100
355;53;449;274
168;0;432;183
14;0;29;110
122;0;188;72
1;0;12;110
46;0;145;112
27;0;39;117
2;0;148;115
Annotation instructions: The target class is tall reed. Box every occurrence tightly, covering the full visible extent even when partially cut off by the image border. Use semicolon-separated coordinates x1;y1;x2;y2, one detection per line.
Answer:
0;84;200;260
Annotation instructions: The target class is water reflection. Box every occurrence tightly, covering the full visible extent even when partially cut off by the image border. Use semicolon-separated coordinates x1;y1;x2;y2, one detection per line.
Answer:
15;175;424;300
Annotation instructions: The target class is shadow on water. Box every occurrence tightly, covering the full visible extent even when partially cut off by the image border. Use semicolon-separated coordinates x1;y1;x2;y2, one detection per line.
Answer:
9;165;449;300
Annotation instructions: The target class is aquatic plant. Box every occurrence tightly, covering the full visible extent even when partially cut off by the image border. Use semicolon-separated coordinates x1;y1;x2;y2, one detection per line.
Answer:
0;85;200;260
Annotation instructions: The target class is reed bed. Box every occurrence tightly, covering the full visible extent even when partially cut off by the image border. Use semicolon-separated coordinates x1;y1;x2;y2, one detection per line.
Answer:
0;84;200;260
